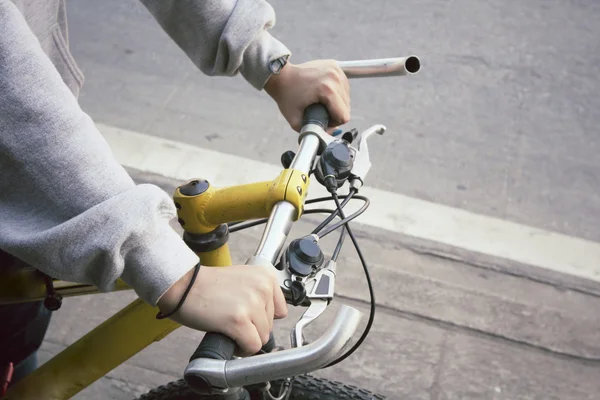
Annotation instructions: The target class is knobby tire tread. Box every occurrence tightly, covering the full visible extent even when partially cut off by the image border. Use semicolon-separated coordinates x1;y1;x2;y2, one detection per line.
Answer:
136;375;386;400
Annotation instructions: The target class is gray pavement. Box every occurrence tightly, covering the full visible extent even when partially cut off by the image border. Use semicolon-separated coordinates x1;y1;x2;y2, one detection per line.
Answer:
67;0;600;242
38;170;600;399
31;1;600;399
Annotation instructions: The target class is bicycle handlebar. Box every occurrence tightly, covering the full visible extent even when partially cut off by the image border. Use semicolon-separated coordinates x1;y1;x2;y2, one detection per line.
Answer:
186;304;362;394
253;124;324;265
302;103;330;129
185;55;420;395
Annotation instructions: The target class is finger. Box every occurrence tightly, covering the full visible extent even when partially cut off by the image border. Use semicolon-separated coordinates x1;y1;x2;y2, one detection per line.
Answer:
231;322;263;357
266;291;275;332
252;308;271;346
343;80;351;114
336;67;351;110
272;277;288;319
319;89;350;127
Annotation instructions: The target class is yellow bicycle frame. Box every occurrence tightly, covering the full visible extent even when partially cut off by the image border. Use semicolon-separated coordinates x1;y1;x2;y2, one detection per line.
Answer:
2;168;309;400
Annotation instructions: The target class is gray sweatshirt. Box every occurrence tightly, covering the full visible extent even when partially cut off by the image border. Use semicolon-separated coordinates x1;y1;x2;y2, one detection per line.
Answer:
0;0;291;305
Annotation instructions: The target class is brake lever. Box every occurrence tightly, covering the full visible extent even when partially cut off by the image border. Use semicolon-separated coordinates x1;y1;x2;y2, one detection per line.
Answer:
292;300;328;348
291;260;337;348
349;124;386;190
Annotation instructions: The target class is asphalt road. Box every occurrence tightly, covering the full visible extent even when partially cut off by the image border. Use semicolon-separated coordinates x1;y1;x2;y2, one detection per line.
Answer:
66;0;600;242
27;1;600;399
38;170;600;400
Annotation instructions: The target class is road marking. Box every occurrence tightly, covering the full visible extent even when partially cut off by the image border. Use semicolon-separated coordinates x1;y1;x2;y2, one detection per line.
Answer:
99;123;600;284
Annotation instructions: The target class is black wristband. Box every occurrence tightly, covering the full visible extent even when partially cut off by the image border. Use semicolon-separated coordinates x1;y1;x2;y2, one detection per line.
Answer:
156;263;201;320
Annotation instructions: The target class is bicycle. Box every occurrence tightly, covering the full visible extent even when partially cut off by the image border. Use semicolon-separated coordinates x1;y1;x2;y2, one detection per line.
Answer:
1;55;421;400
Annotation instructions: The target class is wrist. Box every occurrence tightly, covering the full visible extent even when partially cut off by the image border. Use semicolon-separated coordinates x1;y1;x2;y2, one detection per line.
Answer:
157;265;196;311
265;60;293;97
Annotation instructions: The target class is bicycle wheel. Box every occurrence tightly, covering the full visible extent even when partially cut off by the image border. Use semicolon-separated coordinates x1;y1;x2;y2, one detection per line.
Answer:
137;375;386;400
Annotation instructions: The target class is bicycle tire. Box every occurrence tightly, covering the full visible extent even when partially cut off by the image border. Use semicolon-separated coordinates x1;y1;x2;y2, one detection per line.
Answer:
136;375;386;400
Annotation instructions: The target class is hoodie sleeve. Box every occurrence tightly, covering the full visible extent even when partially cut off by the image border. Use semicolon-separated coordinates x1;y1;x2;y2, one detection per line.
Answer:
140;0;292;90
0;0;199;306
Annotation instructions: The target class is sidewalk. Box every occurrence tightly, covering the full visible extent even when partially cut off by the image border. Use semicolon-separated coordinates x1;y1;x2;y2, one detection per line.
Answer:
38;170;600;399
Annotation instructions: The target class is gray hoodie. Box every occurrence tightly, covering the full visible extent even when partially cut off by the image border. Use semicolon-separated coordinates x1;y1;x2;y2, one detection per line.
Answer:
0;0;291;305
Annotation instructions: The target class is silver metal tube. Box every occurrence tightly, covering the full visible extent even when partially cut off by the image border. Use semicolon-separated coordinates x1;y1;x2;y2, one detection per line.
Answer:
224;304;362;387
253;201;295;264
253;132;322;264
338;55;421;78
290;132;321;173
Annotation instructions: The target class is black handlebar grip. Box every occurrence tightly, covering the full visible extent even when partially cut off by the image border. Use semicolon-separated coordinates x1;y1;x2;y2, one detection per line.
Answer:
189;332;236;362
302;103;330;129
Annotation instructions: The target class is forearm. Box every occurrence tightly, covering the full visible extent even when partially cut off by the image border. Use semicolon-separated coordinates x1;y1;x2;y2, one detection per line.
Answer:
0;1;198;305
140;0;291;90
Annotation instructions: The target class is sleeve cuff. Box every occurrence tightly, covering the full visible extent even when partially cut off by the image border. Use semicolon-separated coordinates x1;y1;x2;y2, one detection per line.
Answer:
240;30;291;90
120;221;200;306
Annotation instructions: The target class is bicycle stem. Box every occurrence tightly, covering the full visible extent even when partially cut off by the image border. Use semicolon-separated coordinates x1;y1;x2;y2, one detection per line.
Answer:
253;133;322;265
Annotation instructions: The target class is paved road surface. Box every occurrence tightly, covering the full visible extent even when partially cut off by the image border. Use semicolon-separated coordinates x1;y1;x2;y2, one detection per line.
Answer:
27;1;600;399
35;170;600;400
67;0;600;241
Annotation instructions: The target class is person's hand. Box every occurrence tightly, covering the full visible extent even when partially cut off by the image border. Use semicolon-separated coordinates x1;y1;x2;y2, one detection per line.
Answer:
265;59;350;132
157;265;288;356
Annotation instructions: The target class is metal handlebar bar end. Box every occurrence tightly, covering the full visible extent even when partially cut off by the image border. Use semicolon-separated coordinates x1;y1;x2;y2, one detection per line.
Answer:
184;304;362;391
184;358;229;395
338;55;421;79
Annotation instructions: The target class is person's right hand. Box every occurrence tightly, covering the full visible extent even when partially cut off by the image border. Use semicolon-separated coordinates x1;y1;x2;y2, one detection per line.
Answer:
157;265;288;356
264;60;351;132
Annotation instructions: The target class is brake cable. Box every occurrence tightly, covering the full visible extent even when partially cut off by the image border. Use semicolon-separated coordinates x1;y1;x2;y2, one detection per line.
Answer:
227;195;368;233
228;208;335;233
313;195;370;238
310;192;356;234
267;378;293;400
322;190;376;368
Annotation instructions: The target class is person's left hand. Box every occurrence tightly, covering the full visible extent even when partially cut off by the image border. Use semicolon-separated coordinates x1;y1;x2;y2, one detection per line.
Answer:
264;59;350;132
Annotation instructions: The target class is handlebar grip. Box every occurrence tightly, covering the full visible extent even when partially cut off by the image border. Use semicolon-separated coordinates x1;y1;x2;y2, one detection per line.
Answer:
189;332;236;362
302;103;330;129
